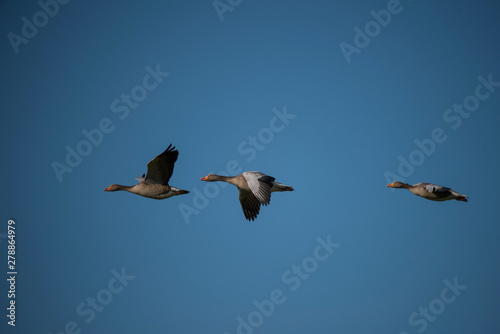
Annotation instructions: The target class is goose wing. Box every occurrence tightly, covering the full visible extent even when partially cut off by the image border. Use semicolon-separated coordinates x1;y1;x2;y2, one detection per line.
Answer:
243;172;274;205
145;144;178;185
238;189;261;221
424;184;452;198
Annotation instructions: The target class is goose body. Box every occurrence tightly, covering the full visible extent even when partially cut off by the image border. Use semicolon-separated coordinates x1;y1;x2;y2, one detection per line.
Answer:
104;144;189;200
387;181;468;202
200;171;294;221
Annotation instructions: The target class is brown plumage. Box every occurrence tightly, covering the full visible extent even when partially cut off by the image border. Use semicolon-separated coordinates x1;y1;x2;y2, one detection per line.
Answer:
200;171;294;221
104;144;189;199
387;181;468;202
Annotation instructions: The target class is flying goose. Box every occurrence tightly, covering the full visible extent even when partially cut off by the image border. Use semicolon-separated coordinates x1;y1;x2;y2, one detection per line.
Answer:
387;182;468;202
104;144;189;199
200;171;294;221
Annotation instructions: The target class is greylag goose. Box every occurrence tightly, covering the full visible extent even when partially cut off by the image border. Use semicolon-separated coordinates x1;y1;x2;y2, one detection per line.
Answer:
200;171;294;221
104;144;189;199
387;182;468;202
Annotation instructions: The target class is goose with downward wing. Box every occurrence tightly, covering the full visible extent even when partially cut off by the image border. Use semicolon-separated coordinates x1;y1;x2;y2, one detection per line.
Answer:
200;171;294;221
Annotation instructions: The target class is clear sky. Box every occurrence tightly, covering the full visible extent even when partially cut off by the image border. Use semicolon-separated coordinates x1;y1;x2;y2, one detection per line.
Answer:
1;0;500;333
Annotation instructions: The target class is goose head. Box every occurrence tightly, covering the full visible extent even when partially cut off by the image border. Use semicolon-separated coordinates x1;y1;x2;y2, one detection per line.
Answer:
200;174;217;181
386;181;407;188
104;184;121;191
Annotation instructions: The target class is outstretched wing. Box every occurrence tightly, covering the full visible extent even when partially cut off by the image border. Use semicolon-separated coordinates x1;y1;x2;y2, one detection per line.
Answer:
238;189;261;221
145;144;179;185
243;172;274;205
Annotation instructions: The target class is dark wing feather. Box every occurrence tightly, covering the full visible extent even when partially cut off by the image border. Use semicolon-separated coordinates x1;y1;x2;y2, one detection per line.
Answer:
238;189;261;221
432;188;453;198
424;184;452;198
144;144;179;185
256;175;274;206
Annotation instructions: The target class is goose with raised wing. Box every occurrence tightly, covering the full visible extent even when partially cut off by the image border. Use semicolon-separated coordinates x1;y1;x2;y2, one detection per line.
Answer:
200;171;294;221
387;182;468;202
104;144;189;199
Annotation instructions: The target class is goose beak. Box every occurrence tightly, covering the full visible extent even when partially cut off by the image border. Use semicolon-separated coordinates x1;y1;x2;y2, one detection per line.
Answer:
386;183;394;188
104;187;110;191
200;176;207;181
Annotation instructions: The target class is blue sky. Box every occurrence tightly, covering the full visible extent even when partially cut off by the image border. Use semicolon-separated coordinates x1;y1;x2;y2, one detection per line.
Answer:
1;0;500;333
